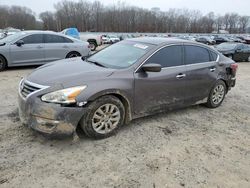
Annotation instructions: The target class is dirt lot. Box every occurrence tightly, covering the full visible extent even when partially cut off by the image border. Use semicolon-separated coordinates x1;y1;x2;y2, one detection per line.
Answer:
0;62;250;188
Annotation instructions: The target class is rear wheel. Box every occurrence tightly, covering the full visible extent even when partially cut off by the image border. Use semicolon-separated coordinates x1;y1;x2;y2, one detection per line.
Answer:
80;96;125;139
206;80;226;108
66;51;81;58
88;41;97;51
0;55;7;71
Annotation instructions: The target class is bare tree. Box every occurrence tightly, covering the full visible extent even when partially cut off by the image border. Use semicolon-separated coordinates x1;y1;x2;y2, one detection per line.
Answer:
1;1;249;34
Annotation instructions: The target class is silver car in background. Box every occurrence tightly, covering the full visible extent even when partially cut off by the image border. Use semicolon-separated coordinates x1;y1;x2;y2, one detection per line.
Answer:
0;31;90;71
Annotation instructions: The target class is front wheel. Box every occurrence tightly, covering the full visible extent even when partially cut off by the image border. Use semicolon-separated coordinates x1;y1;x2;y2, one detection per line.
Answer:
206;80;226;108
80;96;125;139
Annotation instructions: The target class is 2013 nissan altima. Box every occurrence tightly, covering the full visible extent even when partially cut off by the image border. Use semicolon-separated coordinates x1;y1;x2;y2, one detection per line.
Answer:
18;38;238;139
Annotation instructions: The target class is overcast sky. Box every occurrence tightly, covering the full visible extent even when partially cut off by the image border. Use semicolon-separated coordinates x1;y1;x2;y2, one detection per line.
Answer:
1;0;250;16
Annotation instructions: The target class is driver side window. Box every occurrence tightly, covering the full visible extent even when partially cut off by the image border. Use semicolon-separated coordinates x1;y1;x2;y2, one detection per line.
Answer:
21;34;43;44
146;45;183;68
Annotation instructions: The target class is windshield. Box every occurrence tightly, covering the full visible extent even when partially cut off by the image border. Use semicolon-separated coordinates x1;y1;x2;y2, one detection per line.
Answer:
87;41;152;69
0;32;25;43
217;43;238;50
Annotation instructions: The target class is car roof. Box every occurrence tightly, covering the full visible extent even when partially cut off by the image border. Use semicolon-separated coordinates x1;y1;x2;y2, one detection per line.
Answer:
22;30;60;34
127;37;195;45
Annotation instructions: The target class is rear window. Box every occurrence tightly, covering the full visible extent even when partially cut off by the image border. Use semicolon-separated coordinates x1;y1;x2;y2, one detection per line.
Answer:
184;45;210;64
210;51;218;61
45;34;72;43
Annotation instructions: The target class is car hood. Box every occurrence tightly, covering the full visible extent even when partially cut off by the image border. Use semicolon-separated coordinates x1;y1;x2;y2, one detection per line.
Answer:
26;57;114;87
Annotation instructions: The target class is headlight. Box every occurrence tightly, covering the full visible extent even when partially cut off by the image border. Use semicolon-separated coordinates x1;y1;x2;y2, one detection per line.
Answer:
41;86;87;104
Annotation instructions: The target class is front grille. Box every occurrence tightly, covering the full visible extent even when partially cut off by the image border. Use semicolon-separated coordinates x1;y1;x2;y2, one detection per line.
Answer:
20;81;41;98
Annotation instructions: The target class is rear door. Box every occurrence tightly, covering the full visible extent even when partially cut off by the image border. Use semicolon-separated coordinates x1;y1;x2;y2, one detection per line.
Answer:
184;45;218;104
10;34;45;65
134;45;187;116
44;34;73;62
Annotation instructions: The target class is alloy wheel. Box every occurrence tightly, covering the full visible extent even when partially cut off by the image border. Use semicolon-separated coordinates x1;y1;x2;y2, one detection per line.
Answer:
92;103;121;134
212;85;225;105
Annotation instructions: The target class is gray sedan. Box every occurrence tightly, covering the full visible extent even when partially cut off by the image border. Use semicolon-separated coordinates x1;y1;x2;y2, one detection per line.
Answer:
0;31;90;71
18;38;237;139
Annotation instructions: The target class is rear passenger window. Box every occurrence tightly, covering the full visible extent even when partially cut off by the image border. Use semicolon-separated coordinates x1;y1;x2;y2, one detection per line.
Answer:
146;45;183;68
45;34;72;43
21;34;43;44
184;45;210;64
210;51;218;61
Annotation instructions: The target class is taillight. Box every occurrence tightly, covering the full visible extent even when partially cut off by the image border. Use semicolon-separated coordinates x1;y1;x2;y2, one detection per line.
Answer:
230;63;238;76
231;63;238;72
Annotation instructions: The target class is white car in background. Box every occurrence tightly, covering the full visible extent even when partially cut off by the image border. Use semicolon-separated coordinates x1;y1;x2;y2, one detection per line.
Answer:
80;33;102;51
102;35;120;44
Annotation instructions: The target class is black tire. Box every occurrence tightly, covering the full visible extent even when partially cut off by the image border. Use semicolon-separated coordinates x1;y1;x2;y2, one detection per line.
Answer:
88;42;97;51
80;95;125;139
206;80;227;108
0;55;7;71
66;51;81;58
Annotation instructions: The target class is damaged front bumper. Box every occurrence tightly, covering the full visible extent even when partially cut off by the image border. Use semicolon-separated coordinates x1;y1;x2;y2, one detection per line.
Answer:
18;82;85;137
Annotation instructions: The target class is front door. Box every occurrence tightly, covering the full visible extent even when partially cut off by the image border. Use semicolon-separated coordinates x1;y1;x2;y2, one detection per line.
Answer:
10;34;45;65
134;45;187;117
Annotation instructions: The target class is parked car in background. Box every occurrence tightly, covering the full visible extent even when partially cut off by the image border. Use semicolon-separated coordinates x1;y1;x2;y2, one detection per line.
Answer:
18;38;237;139
80;33;102;51
61;28;80;39
237;36;250;44
0;30;90;71
216;42;250;62
0;32;6;39
102;35;120;44
228;37;245;43
196;36;216;45
214;36;231;44
3;27;21;36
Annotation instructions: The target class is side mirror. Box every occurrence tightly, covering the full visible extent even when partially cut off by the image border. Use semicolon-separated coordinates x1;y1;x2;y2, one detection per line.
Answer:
142;63;162;72
16;40;24;47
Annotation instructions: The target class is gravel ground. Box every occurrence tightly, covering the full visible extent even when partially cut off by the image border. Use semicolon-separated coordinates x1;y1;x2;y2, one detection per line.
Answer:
0;61;249;188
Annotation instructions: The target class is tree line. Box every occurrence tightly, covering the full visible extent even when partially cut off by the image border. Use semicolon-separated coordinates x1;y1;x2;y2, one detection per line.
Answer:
0;0;249;34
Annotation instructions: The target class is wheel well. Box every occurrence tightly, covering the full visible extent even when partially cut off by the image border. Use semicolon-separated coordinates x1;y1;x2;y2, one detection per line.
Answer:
87;39;97;45
87;93;132;124
111;94;132;124
219;79;229;93
66;51;81;58
0;54;8;66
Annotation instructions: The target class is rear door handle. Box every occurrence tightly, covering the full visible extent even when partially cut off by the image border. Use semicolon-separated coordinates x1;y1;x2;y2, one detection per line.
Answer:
210;68;216;72
63;45;69;48
176;73;186;79
37;45;43;49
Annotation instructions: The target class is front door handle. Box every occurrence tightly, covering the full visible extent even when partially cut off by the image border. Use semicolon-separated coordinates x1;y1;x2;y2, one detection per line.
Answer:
176;73;186;79
63;45;69;48
210;68;216;72
37;45;43;49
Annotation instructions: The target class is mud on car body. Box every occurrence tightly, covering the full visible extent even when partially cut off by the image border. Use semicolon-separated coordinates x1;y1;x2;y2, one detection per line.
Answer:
18;38;238;139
